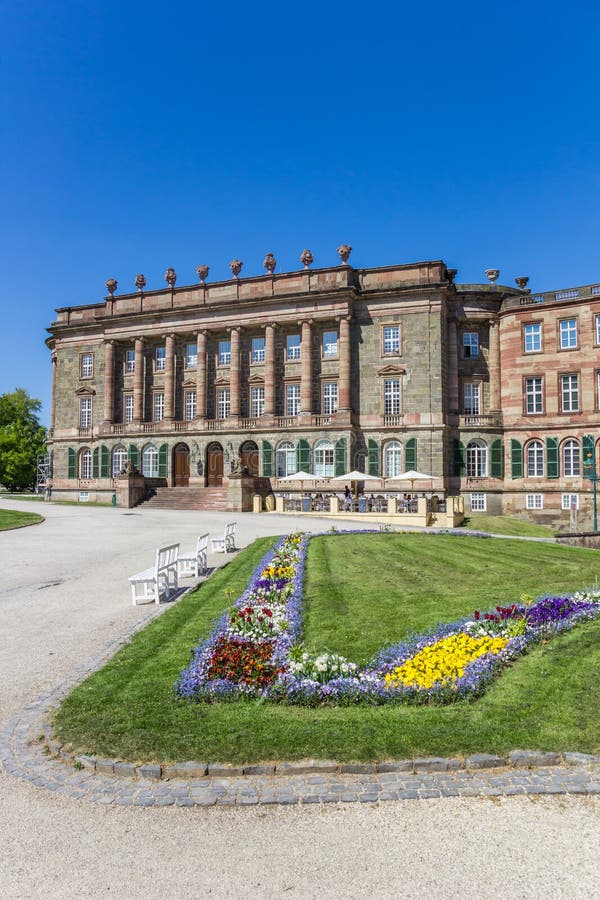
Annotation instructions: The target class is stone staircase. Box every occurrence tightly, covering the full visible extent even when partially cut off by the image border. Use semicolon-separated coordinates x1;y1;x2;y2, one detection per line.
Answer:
140;486;228;511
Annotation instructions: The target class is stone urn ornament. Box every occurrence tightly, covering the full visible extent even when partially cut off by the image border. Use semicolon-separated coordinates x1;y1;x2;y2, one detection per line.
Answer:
337;244;352;265
485;268;500;284
300;249;314;269
135;273;147;292
515;276;530;291
263;252;276;274
196;264;209;284
165;267;177;288
105;278;118;296
445;268;457;284
229;259;243;279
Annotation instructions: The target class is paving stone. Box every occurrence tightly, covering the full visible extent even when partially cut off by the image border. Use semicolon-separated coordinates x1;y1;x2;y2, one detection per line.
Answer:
563;752;600;766
207;763;244;777
509;750;561;768
339;763;378;775
413;757;460;773
163;762;208;779
377;760;413;774
465;754;506;770
137;764;161;780
276;759;339;776
378;791;400;801
399;790;419;800
113;762;137;777
95;758;115;776
243;764;275;776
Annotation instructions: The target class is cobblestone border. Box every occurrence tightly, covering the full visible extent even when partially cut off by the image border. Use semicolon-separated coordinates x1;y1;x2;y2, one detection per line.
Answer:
2;592;600;808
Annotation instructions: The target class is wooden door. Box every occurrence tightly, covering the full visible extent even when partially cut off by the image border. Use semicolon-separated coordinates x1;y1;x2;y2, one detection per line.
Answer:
174;445;190;486
241;441;259;476
207;444;224;486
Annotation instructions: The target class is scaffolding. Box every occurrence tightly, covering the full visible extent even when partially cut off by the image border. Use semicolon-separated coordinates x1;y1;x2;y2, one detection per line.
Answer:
35;451;52;495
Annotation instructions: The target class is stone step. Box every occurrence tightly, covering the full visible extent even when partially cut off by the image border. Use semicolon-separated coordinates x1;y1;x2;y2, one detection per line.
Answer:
140;486;228;511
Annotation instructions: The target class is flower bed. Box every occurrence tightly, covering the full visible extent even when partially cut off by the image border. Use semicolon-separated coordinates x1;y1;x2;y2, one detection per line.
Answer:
177;532;600;706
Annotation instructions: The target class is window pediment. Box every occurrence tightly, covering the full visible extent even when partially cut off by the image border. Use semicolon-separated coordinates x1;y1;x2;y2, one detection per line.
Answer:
182;378;196;389
214;375;230;386
248;373;265;385
378;365;405;377
75;386;96;396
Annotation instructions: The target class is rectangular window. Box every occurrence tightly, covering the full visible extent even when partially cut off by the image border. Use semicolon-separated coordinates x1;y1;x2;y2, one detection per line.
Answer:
470;492;486;511
155;346;166;371
251;336;265;363
382;325;400;355
322;382;338;415
124;394;134;423
217;388;230;419
383;379;401;415
218;340;231;366
523;323;542;353
78;491;89;502
463;332;479;358
251;386;265;417
286;384;300;416
526;493;544;510
559;318;577;349
596;314;600;346
80;353;93;378
286;334;301;360
154;393;165;422
562;494;579;511
186;343;197;368
322;330;338;358
464;383;480;416
184;390;196;421
125;349;135;373
525;377;543;414
561;374;579;412
79;398;92;428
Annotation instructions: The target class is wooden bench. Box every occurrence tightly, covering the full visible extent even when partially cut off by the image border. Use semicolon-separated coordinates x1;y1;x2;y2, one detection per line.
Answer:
129;543;180;605
178;533;209;578
211;522;236;554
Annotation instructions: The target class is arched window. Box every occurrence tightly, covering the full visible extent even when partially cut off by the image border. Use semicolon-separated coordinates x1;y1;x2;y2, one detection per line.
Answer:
384;441;402;478
112;445;127;477
526;440;544;477
314;440;334;478
466;440;487;477
80;448;92;479
275;441;296;478
142;445;158;478
563;438;580;476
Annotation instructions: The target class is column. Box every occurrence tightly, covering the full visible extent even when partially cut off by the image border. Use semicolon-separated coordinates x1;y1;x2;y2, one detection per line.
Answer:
164;333;175;420
50;351;57;432
264;323;276;416
488;317;501;412
133;337;144;422
103;340;114;424
447;319;459;416
196;330;207;419
300;319;313;415
230;327;241;417
338;316;352;412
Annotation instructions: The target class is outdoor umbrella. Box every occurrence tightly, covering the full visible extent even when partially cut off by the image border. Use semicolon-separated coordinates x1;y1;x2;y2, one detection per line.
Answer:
333;469;372;499
386;470;434;492
278;471;315;491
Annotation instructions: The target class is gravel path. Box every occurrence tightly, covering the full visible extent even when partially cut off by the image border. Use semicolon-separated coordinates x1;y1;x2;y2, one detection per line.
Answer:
1;499;599;899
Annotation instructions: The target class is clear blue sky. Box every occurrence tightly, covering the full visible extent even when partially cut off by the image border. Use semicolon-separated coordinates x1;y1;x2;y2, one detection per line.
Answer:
2;1;599;425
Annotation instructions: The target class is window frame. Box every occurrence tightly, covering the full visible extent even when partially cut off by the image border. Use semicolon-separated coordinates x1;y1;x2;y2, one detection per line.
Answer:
384;441;402;478
383;378;401;416
523;322;542;354
80;448;92;479
286;333;301;361
526;440;544;477
275;441;296;478
558;317;578;350
112;445;127;477
314;440;335;478
184;389;197;421
155;346;166;371
526;493;544;510
79;397;92;428
142;445;159;478
322;329;339;359
286;383;301;417
123;394;134;424
382;325;400;356
524;376;544;415
153;392;165;422
595;314;600;347
470;492;486;511
322;381;338;415
217;388;231;419
251;336;266;364
560;373;580;413
251;385;265;417
218;340;231;367
124;349;135;374
463;382;481;416
185;343;198;369
463;332;480;359
466;441;488;478
562;438;581;477
79;352;93;379
561;493;579;511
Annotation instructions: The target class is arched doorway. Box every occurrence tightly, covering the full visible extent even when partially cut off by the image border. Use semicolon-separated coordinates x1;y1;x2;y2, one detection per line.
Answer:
240;440;259;476
173;443;190;487
206;442;224;486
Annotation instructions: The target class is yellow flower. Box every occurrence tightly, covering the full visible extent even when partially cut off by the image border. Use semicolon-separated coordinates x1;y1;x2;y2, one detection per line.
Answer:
384;633;508;690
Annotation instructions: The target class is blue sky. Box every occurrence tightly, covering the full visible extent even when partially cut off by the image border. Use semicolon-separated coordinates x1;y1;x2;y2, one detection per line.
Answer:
2;1;599;425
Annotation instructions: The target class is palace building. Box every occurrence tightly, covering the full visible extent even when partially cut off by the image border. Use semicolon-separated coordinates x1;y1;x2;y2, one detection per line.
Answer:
45;248;600;529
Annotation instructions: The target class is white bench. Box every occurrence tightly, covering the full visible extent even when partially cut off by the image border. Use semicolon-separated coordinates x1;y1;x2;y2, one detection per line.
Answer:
211;522;236;554
178;533;209;578
129;543;180;605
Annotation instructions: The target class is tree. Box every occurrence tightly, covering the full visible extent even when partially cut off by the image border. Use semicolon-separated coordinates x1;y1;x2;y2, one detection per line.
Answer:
0;389;47;492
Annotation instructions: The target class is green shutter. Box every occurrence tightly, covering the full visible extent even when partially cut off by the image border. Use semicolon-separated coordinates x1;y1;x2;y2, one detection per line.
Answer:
582;434;595;471
546;437;559;478
510;439;523;479
334;438;347;476
92;447;99;478
490;439;504;478
128;444;140;470
367;438;380;476
453;439;465;476
297;439;310;473
158;443;168;478
405;438;417;471
262;440;273;477
67;448;77;479
100;445;110;478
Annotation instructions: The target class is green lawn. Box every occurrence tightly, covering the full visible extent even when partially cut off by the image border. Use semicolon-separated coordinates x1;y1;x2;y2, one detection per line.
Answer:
462;514;556;537
0;508;44;530
54;533;600;764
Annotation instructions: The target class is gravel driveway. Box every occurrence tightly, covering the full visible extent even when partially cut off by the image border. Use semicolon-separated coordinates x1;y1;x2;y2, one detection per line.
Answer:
1;500;599;899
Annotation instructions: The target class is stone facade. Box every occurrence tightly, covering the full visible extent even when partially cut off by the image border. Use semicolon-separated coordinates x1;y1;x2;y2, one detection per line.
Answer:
45;259;600;528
